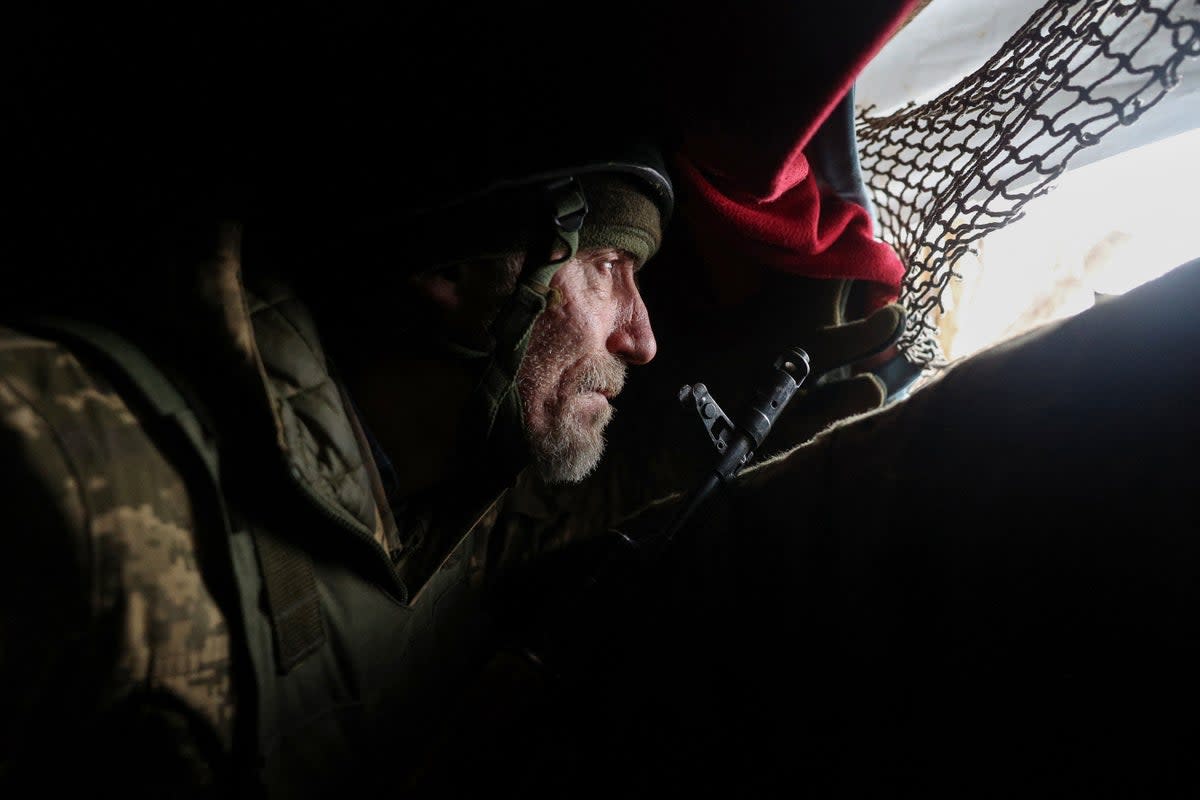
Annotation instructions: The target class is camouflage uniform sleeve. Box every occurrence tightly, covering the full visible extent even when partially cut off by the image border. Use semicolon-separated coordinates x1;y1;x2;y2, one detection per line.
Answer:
0;330;233;797
0;354;95;781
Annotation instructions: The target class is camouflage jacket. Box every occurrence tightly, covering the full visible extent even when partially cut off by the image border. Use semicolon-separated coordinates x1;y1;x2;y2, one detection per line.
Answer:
0;222;647;797
0;217;903;797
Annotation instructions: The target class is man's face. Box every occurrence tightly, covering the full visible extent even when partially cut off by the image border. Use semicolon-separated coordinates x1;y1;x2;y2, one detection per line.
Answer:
517;246;657;483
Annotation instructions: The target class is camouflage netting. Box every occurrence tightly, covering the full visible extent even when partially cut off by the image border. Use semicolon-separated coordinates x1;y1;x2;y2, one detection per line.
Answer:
856;0;1200;368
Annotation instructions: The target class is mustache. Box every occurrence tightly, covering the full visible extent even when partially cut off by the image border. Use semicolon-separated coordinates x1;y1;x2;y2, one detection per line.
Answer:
576;354;627;397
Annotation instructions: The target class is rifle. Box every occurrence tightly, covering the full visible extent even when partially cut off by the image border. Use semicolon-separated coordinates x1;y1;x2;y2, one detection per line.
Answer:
610;346;811;560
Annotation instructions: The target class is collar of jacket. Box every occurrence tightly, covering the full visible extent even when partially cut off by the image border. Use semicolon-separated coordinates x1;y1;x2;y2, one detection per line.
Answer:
96;221;411;585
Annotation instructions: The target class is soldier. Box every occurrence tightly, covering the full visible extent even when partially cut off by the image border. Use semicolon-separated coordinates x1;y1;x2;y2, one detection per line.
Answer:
0;1;981;794
8;2;1198;797
0;124;692;794
0;32;907;795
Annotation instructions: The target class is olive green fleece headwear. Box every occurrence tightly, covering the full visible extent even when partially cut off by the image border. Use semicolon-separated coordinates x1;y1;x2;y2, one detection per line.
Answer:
413;173;664;273
577;174;664;266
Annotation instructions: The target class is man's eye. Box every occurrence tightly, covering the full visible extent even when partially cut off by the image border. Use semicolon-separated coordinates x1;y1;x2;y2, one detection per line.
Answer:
598;259;616;272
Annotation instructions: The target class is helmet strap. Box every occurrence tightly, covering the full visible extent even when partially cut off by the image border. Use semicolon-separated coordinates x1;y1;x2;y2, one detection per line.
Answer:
472;176;587;470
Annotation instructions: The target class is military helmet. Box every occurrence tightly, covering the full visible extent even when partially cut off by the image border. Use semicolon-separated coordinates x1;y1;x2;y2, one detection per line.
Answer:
351;135;673;287
413;136;674;225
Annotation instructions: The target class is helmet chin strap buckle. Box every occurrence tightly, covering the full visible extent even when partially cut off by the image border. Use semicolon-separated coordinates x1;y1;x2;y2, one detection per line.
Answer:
525;176;586;279
544;176;589;234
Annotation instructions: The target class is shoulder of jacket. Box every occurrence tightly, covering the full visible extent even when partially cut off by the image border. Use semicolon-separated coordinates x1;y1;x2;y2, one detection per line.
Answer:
0;321;201;594
0;324;95;584
0;323;238;771
0;322;147;460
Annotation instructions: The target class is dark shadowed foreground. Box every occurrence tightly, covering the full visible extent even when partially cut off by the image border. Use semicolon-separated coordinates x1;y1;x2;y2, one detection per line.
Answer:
430;256;1200;799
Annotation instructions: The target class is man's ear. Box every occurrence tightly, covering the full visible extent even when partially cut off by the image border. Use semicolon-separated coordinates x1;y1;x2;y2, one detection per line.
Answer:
408;263;499;350
410;264;468;314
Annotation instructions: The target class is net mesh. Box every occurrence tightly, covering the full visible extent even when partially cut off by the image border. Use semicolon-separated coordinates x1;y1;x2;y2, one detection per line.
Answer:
856;0;1200;368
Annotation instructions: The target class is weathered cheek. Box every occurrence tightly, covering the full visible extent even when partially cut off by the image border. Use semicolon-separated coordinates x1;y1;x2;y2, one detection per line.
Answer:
535;280;576;329
548;291;599;341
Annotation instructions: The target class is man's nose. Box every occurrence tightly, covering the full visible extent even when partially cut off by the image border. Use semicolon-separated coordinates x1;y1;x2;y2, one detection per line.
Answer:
606;287;657;365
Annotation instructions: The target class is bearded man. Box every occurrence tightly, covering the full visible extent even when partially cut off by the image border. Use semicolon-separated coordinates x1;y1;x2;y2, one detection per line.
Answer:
0;140;673;797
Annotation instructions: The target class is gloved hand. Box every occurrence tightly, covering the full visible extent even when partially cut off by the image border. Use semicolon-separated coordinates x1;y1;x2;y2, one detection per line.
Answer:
760;294;906;459
660;273;908;464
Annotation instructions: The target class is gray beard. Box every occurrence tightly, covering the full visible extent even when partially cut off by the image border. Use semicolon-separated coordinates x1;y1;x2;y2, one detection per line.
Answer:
519;342;627;485
530;396;614;484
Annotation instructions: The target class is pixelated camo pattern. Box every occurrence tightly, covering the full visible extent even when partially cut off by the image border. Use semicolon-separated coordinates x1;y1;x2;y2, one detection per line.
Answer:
0;326;235;749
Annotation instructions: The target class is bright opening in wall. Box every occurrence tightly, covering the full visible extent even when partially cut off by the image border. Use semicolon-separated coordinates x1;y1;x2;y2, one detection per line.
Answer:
935;126;1200;362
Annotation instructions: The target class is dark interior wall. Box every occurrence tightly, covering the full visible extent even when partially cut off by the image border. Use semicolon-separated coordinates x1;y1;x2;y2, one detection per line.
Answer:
8;2;917;223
